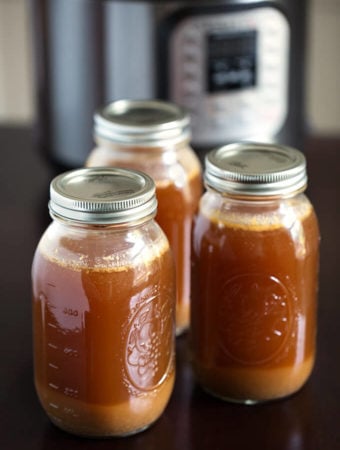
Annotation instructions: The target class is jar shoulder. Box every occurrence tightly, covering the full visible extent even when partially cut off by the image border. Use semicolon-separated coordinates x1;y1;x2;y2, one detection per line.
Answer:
87;144;202;182
198;192;318;231
34;220;170;269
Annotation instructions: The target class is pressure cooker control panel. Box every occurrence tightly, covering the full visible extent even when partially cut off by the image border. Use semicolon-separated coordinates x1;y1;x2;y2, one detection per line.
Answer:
169;7;289;146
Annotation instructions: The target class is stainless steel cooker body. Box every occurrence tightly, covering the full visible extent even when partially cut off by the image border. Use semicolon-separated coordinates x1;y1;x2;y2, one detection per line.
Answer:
31;0;307;167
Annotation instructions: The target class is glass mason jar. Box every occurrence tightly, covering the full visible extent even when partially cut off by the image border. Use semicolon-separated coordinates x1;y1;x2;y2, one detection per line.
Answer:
86;100;202;335
191;143;320;404
32;167;176;437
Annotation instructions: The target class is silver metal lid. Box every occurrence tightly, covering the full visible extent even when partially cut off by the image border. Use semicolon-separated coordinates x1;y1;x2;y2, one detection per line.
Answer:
205;143;307;197
49;167;157;224
94;99;191;146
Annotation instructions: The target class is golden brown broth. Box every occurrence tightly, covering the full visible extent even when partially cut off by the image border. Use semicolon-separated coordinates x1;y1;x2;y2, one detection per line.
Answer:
155;171;202;331
86;148;202;332
194;357;314;402
32;241;175;435
191;205;319;400
35;375;174;437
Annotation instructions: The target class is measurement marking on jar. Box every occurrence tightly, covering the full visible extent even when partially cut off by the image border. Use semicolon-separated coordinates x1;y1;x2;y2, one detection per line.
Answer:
46;302;56;309
47;283;56;288
63;407;79;418
48;383;59;390
63;347;79;358
48;363;59;370
63;308;79;317
63;387;79;398
47;322;57;329
49;402;59;409
48;343;58;349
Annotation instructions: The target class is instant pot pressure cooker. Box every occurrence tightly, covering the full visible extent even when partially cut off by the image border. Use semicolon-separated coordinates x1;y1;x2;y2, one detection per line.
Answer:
31;0;308;168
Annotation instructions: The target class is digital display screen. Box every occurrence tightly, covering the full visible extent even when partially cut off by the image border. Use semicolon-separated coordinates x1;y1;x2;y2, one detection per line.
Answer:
207;30;257;92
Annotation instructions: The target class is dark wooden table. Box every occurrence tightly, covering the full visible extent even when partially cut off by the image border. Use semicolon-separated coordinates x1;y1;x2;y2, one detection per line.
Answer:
0;127;339;449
